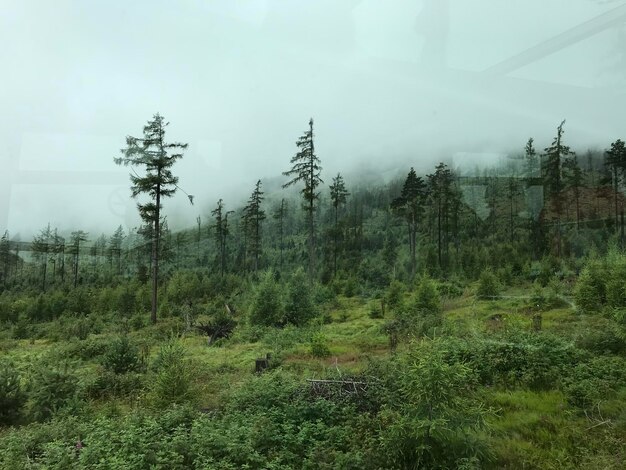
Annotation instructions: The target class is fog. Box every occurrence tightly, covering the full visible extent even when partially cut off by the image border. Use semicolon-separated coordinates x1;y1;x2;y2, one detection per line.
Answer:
2;0;625;238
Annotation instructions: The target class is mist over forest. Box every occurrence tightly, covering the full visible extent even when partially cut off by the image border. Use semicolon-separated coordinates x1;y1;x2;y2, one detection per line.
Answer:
2;0;626;237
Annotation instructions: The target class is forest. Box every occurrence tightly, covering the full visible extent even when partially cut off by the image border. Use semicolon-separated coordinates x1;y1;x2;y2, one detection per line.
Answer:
1;115;626;469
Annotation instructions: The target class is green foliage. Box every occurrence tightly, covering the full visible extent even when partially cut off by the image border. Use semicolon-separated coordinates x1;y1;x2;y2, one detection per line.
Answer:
29;365;79;422
0;360;27;425
149;339;195;408
284;268;317;326
575;324;626;355
575;251;626;313
561;356;626;408
412;275;441;314
166;271;203;306
476;270;500;300
385;279;405;310
62;336;109;360
249;270;285;327
379;341;491;469
84;370;145;400
102;336;142;374
575;262;604;313
309;332;331;357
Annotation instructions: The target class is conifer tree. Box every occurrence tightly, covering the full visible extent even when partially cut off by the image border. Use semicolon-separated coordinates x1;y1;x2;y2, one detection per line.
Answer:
31;224;52;292
273;199;287;269
115;113;188;324
108;226;125;275
542;120;574;256
564;155;584;230
427;163;456;273
525;137;538;179
392;168;427;278
606;139;626;230
243;180;266;272
329;173;349;277
69;231;88;288
0;230;10;286
212;199;233;277
282;118;323;279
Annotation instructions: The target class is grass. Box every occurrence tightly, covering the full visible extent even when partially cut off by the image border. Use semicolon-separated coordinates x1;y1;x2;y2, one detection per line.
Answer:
2;286;625;468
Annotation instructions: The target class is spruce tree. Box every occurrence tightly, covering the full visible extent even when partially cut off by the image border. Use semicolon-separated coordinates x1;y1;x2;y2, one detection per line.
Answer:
329;173;349;277
0;231;10;286
212;199;233;277
243;180;266;272
69;231;88;288
273;199;287;269
282;118;323;279
427;163;455;273
115;113;188;324
542;120;574;256
31;224;52;292
606;139;626;230
392;168;427;278
564;155;584;230
108;226;125;275
525;137;538;179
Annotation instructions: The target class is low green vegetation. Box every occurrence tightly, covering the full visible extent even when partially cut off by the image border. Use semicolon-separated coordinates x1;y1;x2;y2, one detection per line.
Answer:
0;251;625;469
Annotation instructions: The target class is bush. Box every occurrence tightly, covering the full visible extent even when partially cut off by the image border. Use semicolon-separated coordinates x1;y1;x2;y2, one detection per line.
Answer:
309;333;331;358
249;270;285;327
575;263;604;313
575;325;626;355
149;340;195;408
0;360;27;425
29;366;79;421
385;280;405;310
476;270;500;300
378;341;491;469
63;336;108;360
84;370;145;399
412;275;441;314
102;336;142;374
562;357;626;408
284;268;317;326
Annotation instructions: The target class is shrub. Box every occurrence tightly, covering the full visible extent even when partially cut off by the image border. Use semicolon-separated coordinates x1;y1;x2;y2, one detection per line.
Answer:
167;271;202;306
561;356;626;408
385;280;405;310
309;333;331;358
149;340;195;408
575;325;626;355
412;275;441;314
102;336;142;374
476;270;500;300
378;341;491;469
284;268;317;326
575;263;604;313
84;370;145;399
29;366;79;421
63;336;108;360
249;270;285;327
0;360;27;425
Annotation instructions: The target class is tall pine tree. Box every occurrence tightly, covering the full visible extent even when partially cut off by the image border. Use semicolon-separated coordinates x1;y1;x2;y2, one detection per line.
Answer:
115;113;188;324
391;168;427;278
329;173;349;277
243;180;266;272
282;118;323;279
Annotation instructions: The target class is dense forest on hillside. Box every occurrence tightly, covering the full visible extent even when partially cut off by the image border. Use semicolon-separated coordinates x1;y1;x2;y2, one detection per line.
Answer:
1;117;626;469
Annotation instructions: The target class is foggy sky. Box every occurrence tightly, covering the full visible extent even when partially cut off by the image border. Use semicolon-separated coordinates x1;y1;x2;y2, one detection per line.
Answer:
2;0;625;238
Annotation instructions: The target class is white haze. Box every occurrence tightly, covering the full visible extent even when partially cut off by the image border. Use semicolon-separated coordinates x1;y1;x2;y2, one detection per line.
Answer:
1;0;625;238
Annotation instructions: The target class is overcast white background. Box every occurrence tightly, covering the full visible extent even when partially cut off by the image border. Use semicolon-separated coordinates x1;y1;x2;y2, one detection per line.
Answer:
1;0;625;238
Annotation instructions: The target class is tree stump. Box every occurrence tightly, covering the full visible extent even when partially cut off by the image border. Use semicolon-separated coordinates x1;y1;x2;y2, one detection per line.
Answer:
255;353;272;373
